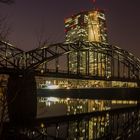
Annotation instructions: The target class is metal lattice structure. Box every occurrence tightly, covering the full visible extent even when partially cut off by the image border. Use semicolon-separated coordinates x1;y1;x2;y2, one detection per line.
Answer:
26;41;140;82
0;40;24;74
0;40;140;82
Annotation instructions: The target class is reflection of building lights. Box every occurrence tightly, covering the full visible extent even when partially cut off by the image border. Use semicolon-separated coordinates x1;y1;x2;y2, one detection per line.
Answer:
40;69;44;74
48;102;51;106
47;97;59;102
66;98;70;101
41;123;44;128
43;97;60;106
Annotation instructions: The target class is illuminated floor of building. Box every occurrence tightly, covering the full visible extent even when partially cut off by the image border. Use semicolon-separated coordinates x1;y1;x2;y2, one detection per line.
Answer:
36;77;137;89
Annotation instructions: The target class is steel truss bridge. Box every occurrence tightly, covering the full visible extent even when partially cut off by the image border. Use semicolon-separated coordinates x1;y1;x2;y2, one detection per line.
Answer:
0;40;140;139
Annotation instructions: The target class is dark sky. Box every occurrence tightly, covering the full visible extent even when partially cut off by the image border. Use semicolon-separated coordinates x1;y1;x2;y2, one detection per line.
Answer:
0;0;140;57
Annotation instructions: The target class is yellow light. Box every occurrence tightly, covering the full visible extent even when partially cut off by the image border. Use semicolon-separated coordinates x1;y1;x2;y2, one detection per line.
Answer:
41;123;44;128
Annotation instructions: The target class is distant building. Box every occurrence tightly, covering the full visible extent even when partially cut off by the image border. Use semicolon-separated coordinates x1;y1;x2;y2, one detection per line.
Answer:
65;10;108;43
64;9;110;76
64;10;110;139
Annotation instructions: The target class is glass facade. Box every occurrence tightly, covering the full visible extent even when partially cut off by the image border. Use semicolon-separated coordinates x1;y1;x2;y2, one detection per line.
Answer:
65;10;108;43
36;77;137;89
65;10;111;78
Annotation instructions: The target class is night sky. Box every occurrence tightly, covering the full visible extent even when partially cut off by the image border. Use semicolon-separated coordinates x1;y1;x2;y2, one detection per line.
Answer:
0;0;140;57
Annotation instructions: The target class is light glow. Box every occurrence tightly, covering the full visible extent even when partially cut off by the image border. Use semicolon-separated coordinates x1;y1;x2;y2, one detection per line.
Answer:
47;85;59;89
47;97;59;102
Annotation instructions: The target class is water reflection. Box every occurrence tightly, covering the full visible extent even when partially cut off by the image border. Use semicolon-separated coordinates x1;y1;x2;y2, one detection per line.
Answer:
37;97;137;139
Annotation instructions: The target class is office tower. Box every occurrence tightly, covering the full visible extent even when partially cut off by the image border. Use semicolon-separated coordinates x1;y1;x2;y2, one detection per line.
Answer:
64;9;110;77
65;10;108;43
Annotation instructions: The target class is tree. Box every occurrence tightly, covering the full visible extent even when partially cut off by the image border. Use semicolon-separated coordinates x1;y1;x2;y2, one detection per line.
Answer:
0;0;14;40
0;0;14;4
0;75;8;139
0;16;11;40
0;1;14;139
35;21;49;48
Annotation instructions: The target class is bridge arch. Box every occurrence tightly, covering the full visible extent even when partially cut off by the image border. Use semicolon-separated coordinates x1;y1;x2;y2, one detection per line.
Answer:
26;41;140;82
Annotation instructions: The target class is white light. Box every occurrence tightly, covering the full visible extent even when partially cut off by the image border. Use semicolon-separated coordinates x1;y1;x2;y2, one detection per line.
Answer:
47;97;59;102
47;85;59;89
66;98;70;101
41;83;59;89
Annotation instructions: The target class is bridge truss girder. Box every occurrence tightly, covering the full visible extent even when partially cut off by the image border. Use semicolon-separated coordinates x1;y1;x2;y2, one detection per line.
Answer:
26;41;140;82
0;40;24;73
0;40;140;82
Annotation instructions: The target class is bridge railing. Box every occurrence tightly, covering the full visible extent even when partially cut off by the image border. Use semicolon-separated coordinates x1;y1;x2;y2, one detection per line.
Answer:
36;68;140;83
3;105;140;140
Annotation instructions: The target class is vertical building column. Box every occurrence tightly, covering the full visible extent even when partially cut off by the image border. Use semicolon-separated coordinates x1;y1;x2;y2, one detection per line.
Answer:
77;50;80;75
55;46;59;72
86;50;90;75
118;55;120;78
67;53;70;74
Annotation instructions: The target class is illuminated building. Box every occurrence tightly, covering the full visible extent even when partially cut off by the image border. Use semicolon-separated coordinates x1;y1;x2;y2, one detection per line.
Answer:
64;10;111;77
65;10;108;43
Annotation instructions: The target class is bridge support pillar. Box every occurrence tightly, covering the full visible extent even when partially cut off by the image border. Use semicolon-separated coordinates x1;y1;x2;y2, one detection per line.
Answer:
6;72;37;124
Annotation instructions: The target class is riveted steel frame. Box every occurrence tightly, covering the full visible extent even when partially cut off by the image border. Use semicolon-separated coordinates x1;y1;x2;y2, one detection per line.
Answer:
26;41;140;82
0;40;24;74
0;40;140;82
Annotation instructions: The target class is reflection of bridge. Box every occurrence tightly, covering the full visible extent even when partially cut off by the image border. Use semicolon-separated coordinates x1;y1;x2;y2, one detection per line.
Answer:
1;40;140;139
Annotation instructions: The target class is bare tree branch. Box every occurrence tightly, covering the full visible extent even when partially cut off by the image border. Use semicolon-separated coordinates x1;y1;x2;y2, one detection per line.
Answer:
0;0;13;41
0;15;12;41
0;76;8;139
35;22;49;48
0;0;14;4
